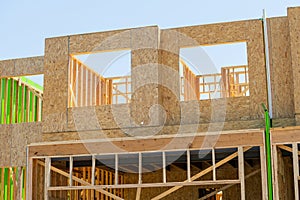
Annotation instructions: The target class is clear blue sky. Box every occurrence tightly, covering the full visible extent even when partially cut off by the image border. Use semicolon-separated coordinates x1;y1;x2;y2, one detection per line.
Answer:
0;0;299;60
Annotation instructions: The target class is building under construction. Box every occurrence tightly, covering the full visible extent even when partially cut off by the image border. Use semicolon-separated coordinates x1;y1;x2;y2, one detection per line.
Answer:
1;6;300;200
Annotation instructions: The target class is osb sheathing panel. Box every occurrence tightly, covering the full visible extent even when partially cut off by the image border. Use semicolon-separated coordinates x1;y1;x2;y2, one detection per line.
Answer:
288;7;300;125
268;17;294;119
171;20;267;119
44;20;280;134
0;125;12;166
69;28;131;54
131;26;161;125
42;37;69;133
65;96;251;134
158;30;181;125
0;56;44;78
0;123;42;167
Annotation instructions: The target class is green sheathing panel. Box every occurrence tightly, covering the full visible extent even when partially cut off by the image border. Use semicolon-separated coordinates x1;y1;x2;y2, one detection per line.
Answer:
0;77;43;124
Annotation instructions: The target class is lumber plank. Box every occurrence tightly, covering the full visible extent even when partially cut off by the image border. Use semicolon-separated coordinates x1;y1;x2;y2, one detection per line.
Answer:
293;143;299;200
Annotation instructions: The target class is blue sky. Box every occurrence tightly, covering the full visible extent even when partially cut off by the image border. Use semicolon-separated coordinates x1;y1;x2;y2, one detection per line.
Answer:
0;0;299;60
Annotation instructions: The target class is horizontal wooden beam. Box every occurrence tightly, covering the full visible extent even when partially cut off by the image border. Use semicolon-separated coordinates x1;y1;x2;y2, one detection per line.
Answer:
272;128;300;144
29;130;263;157
47;180;240;190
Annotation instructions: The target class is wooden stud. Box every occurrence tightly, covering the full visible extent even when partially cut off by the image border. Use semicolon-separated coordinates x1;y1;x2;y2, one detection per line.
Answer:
89;71;93;106
162;151;167;183
109;171;113;200
7;168;11;200
96;76;100;106
69;157;73;186
1;168;4;199
92;156;96;186
88;168;91;199
83;167;86;200
212;148;216;181
45;158;51;200
37;97;42;121
10;79;14;123
293;143;299;200
101;169;107;200
26;88;30;122
238;147;245;200
136;152;142;200
12;167;17;200
260;146;268;200
20;84;25;122
68;57;72;107
18;167;23;200
75;60;79;107
31;93;35;122
79;64;83;107
3;79;8;124
92;74;96;106
115;154;118;185
187;150;191;182
272;145;279;199
96;168;100;200
15;80;19;123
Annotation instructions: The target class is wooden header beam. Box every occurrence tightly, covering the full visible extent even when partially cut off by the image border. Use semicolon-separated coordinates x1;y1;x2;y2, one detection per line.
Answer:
29;130;263;157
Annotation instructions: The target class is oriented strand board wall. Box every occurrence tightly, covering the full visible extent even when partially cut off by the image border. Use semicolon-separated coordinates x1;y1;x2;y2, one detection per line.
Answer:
0;56;44;78
170;19;267;120
130;26;162;126
268;17;294;119
0;123;42;167
43;18;296;136
288;7;300;125
158;30;181;125
42;36;69;133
